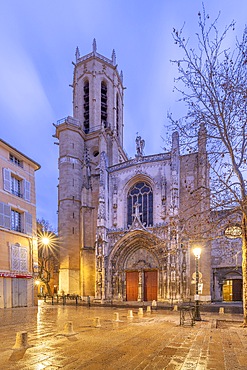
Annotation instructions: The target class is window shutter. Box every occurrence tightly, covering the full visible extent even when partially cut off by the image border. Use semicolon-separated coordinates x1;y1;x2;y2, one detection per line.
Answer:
3;168;11;192
0;202;4;226
20;248;28;272
4;203;11;229
25;212;32;235
0;202;11;229
11;245;20;271
24;180;31;201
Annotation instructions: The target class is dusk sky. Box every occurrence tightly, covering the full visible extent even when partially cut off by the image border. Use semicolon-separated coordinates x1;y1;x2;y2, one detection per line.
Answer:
0;1;246;229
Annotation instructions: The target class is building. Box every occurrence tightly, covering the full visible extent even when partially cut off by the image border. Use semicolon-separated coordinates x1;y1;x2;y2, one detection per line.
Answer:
211;211;242;302
0;139;40;308
54;40;242;303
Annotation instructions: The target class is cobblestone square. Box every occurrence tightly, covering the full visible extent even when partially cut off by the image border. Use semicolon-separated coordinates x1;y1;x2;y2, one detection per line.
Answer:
0;302;247;369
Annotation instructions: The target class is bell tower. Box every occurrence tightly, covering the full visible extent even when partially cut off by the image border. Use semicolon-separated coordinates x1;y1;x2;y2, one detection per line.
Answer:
55;40;127;295
73;39;126;165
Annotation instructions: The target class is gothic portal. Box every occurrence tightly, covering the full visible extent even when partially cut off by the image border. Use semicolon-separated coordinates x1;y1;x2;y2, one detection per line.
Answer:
54;40;212;302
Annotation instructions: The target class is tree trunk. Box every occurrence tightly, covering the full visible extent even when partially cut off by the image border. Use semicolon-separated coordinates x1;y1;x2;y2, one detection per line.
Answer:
45;282;52;296
242;214;247;326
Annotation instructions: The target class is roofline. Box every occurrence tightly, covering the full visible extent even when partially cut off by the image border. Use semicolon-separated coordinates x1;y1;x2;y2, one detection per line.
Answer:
0;138;41;170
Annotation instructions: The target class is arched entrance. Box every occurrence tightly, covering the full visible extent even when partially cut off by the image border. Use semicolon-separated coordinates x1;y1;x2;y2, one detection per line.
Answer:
108;230;162;302
222;272;242;301
126;269;158;302
223;279;242;301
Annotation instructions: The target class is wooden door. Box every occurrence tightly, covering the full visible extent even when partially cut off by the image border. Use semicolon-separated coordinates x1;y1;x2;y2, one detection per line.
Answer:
232;279;242;301
12;278;27;307
144;270;157;301
223;280;232;301
126;271;138;301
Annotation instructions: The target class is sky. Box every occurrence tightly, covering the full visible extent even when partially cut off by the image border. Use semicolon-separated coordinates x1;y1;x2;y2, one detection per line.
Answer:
0;0;246;230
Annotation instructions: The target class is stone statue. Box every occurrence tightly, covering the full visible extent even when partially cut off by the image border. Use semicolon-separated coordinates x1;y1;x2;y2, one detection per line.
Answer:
136;134;145;156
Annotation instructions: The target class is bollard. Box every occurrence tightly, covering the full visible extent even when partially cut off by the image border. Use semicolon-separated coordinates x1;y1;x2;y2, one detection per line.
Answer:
138;307;144;316
12;331;29;350
114;312;120;322
63;321;75;336
93;317;101;328
63;295;66;305
219;307;225;314
173;304;178;311
76;295;78;306
127;309;134;319
152;300;157;310
147;306;151;314
51;296;54;305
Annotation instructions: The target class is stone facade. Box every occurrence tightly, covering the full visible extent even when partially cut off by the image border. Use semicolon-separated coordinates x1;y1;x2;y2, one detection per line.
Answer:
0;139;40;308
54;41;242;303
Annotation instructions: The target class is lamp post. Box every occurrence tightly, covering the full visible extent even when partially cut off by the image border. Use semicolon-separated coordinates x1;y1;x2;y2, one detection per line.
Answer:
38;233;53;297
193;247;201;321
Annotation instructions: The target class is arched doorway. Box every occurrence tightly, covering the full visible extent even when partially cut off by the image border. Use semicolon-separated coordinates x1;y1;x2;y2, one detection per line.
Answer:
222;272;242;301
108;230;162;302
126;269;158;302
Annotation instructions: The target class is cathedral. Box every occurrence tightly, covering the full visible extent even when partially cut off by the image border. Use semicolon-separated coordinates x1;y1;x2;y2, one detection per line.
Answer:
54;40;239;303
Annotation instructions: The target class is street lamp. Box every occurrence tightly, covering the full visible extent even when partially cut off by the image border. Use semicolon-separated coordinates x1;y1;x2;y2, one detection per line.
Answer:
41;236;50;246
193;247;201;321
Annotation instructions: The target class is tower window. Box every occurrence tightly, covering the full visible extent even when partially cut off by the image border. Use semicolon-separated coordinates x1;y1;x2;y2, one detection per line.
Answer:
116;93;119;136
101;81;107;127
84;80;90;133
127;181;153;227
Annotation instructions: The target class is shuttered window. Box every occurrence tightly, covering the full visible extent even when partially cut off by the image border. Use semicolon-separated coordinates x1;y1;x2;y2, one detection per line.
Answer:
11;244;28;272
0;202;11;229
3;168;31;201
25;212;32;235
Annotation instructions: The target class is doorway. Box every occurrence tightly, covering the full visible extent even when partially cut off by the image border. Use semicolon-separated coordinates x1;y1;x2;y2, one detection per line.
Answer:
126;271;139;301
223;279;242;301
12;278;27;307
126;270;158;301
144;270;157;301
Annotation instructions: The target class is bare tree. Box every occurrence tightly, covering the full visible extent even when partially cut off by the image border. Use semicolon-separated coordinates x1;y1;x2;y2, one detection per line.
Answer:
169;6;247;325
37;219;59;296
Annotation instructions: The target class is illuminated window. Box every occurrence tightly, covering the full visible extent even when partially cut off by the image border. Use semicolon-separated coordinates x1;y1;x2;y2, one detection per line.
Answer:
127;182;153;226
225;225;242;239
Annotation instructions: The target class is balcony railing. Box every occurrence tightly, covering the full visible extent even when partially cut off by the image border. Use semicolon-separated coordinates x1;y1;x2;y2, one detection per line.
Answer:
56;116;80;127
11;190;23;198
56;116;111;134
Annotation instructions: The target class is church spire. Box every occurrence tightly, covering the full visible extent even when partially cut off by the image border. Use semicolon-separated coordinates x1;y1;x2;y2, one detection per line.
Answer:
111;49;116;66
92;38;97;53
75;46;80;62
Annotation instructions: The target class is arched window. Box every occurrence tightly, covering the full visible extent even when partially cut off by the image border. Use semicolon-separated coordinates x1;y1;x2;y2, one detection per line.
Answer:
127;181;153;227
101;81;107;127
116;93;119;136
84;80;89;133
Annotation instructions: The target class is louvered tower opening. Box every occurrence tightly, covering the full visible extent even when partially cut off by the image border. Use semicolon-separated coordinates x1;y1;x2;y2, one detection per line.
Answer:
116;93;119;136
84;80;89;133
101;82;107;127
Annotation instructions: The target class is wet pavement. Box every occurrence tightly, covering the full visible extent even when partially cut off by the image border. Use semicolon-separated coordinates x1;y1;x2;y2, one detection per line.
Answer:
0;301;247;369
